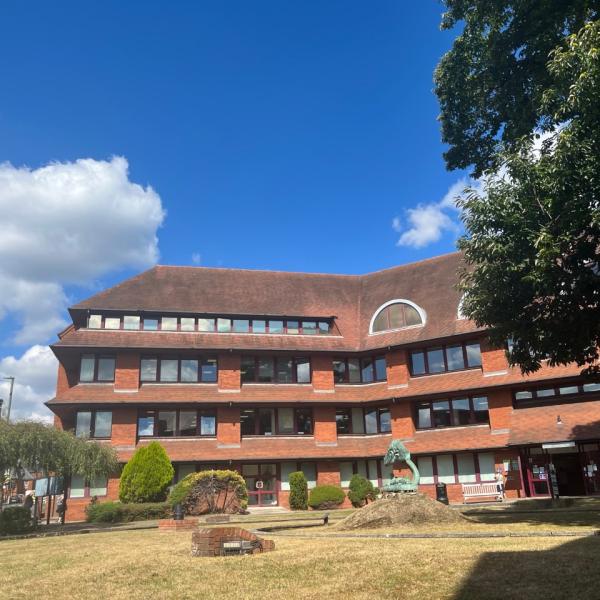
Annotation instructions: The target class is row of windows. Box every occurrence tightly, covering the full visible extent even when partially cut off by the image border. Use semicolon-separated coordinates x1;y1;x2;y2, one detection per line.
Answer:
69;475;108;498
241;356;311;384
417;452;498;485
87;314;332;335
75;410;113;438
141;356;218;383
80;355;116;383
333;356;387;384
138;409;217;437
335;407;392;435
410;342;482;376
416;396;489;429
514;382;600;404
240;408;313;436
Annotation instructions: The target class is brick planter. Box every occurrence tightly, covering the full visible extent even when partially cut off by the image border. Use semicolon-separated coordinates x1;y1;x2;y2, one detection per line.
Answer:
158;519;198;532
191;527;275;556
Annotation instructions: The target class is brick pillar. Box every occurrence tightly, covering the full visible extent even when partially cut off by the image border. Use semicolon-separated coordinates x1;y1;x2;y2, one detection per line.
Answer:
56;361;77;393
218;354;241;390
311;355;333;391
391;400;415;439
313;406;337;443
487;388;512;432
317;461;341;486
111;407;138;447
481;338;509;374
114;353;140;390
217;406;241;445
386;349;409;386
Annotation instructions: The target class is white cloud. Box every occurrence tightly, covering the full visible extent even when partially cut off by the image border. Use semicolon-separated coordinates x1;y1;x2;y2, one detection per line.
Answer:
0;345;57;422
0;156;165;342
394;178;473;249
191;252;202;265
0;156;165;419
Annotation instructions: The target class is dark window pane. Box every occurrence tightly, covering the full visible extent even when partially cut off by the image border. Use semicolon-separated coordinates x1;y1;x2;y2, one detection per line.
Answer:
160;359;178;382
269;320;284;333
451;398;470;425
286;320;299;334
296;408;313;434
333;360;346;383
411;352;426;375
427;349;445;373
404;304;422;326
515;390;533;400
432;401;451;427
76;411;92;437
240;409;256;435
361;357;374;383
388;304;404;329
201;358;217;382
365;409;378;434
144;318;158;331
80;355;95;382
302;321;317;335
417;404;431;428
137;411;155;436
318;322;330;334
179;411;197;436
379;408;391;433
348;359;361;383
465;343;482;367
94;411;112;437
180;359;199;382
140;358;158;382
372;310;388;332
157;411;176;436
241;356;256;383
258;358;274;382
277;408;294;434
258;409;274;435
200;412;216;436
374;356;387;381
217;318;231;332
537;388;555;397
276;358;293;383
446;345;465;371
295;358;311;383
473;397;489;423
252;320;266;333
233;319;249;333
559;386;578;395
336;409;351;434
97;357;115;381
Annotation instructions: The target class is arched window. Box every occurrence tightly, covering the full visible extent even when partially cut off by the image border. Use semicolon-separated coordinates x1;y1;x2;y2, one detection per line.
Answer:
370;300;425;334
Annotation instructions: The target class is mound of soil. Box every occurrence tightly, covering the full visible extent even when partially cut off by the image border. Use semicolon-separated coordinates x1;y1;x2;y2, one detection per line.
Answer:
335;493;466;530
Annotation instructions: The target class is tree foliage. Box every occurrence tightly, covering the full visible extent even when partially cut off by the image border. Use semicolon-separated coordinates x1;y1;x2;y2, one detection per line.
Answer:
458;20;600;375
288;471;308;510
347;474;378;508
119;442;174;503
435;1;599;175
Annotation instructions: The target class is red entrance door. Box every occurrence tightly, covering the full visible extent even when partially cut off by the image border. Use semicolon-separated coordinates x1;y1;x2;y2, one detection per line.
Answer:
242;464;278;507
526;458;551;497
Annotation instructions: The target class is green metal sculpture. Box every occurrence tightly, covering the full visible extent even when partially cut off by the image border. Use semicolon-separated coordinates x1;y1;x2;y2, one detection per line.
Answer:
382;440;420;493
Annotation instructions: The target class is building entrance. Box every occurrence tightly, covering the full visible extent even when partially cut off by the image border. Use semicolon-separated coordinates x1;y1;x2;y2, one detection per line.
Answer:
551;453;585;496
242;464;278;507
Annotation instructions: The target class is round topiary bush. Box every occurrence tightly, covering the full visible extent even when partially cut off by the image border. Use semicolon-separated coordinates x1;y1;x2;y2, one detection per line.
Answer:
119;441;175;503
0;506;35;535
347;474;378;508
288;471;308;510
168;469;248;515
308;484;345;510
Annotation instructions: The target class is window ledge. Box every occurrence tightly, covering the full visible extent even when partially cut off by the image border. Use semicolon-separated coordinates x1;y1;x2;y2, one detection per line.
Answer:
416;424;490;434
77;382;114;386
335;381;387;387
242;435;315;439
410;367;482;379
337;433;392;438
140;382;218;386
138;436;217;441
241;383;312;387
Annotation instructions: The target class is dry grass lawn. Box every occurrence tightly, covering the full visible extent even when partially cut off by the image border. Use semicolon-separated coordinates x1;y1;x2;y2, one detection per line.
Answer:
1;527;599;599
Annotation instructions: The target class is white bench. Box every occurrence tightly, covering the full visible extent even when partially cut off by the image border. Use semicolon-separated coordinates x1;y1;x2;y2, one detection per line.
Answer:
461;482;502;504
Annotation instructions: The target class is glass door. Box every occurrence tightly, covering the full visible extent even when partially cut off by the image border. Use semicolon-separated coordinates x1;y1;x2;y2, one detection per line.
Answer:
242;464;278;507
526;457;551;497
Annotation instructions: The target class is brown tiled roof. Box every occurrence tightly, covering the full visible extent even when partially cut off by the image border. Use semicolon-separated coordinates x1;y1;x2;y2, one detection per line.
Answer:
508;400;600;445
61;252;482;352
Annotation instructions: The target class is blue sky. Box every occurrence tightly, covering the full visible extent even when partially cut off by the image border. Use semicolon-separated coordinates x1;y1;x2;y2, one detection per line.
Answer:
0;2;467;418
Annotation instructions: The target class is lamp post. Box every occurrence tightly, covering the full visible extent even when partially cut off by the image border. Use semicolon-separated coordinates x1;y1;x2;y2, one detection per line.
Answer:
3;377;14;423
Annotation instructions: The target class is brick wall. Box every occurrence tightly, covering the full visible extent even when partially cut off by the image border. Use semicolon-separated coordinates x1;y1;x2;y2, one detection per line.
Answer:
311;355;334;391
317;461;341;485
217;406;241;445
114;352;140;390
481;338;509;373
111;407;138;447
313;406;337;443
218;354;241;390
391;400;414;439
386;349;409;386
488;388;513;431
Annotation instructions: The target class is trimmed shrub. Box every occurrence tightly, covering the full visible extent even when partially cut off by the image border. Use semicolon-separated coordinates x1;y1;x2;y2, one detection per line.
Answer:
288;471;308;510
85;500;171;523
119;442;174;503
168;470;248;515
308;485;345;510
0;506;35;535
347;474;378;508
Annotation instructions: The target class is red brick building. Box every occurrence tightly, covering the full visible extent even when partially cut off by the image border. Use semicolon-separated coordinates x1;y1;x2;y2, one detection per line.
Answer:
47;252;600;520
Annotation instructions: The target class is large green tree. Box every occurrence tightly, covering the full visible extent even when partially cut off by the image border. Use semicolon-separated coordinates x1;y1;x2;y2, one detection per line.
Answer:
457;20;600;374
435;1;599;176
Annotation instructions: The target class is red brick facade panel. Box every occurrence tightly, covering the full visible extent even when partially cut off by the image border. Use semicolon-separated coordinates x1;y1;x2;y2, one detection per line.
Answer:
114;352;140;390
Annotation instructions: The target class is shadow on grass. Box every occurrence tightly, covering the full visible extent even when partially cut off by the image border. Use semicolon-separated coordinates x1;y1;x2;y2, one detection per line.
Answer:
454;535;600;600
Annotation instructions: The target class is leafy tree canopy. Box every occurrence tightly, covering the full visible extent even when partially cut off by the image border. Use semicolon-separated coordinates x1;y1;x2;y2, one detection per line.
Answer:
458;20;600;375
435;0;599;175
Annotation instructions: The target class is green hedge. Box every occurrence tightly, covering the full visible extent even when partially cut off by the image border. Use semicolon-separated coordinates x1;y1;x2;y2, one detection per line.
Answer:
308;485;345;510
0;506;35;535
347;474;378;507
288;471;308;510
85;500;171;523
